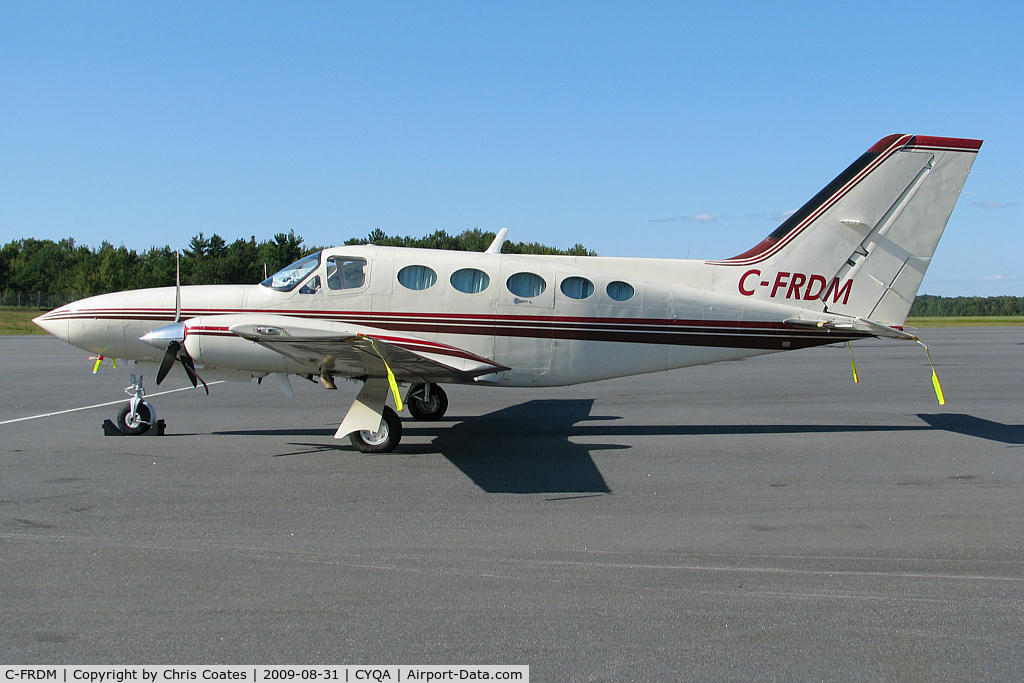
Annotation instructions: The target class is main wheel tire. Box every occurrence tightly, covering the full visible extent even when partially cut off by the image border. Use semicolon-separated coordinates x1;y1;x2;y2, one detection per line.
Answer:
116;401;154;435
349;406;403;453
407;383;448;421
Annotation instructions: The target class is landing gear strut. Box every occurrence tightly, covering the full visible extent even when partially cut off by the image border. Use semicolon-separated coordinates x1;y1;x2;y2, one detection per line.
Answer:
115;374;157;435
348;405;403;453
406;383;448;421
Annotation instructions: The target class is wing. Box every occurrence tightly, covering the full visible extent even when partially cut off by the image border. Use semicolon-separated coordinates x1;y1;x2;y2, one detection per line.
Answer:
228;314;508;383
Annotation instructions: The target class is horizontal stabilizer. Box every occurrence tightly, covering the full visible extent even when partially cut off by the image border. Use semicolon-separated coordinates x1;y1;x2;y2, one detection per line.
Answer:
783;316;916;340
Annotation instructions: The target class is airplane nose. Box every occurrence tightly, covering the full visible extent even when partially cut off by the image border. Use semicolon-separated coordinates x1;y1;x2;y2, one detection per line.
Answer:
33;309;70;342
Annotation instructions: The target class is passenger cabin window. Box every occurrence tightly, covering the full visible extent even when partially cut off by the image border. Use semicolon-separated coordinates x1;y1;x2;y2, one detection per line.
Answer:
606;280;635;301
560;276;594;300
450;268;490;294
506;272;547;298
397;265;437;291
260;252;321;292
326;256;366;290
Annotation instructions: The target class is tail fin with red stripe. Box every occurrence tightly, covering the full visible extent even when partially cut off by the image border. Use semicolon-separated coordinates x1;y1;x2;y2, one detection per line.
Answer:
712;134;981;325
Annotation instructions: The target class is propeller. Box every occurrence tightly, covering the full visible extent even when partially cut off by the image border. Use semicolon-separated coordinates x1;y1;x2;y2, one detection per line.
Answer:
140;251;209;394
153;338;207;393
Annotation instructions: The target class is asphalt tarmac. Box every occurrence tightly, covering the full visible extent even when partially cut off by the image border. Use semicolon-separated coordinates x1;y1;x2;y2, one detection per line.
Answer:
1;329;1021;679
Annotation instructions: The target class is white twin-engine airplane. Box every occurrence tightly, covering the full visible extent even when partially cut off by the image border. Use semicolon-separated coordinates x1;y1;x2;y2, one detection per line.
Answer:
35;133;981;451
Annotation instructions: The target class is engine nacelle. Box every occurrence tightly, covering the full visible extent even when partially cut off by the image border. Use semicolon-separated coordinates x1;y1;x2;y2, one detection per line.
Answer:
183;315;302;375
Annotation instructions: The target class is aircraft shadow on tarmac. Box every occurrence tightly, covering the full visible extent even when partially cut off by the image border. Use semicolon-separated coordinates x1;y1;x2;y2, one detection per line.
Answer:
276;399;623;494
216;403;1023;493
402;399;622;494
915;413;1024;445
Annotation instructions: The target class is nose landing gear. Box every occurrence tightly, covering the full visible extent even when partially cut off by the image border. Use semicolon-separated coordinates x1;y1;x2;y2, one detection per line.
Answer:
103;374;165;436
117;400;154;435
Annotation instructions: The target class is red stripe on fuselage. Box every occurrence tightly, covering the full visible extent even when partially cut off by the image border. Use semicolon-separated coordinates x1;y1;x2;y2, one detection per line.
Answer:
47;306;794;330
60;307;868;351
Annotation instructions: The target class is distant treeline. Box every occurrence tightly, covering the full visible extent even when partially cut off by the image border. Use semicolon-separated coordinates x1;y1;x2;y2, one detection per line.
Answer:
1;231;1018;315
907;294;1024;317
344;227;595;257
0;228;595;308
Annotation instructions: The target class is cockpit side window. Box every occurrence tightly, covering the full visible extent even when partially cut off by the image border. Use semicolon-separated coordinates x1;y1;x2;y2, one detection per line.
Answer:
298;275;321;295
260;252;321;292
326;256;367;290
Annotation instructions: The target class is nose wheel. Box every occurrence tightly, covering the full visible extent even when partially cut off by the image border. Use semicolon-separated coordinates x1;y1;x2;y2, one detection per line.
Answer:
117;400;155;435
107;374;162;436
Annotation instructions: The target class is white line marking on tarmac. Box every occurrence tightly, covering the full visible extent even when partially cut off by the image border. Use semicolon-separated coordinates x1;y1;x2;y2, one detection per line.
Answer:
0;382;225;425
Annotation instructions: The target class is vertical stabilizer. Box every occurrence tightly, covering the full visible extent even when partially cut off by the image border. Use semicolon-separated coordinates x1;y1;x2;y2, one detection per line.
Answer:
712;134;981;324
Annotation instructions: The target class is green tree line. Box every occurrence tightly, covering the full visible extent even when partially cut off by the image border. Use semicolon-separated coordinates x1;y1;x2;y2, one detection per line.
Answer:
0;228;595;308
908;294;1024;317
343;227;594;257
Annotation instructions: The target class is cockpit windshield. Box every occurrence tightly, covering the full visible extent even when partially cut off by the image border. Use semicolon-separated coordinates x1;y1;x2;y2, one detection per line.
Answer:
260;252;322;292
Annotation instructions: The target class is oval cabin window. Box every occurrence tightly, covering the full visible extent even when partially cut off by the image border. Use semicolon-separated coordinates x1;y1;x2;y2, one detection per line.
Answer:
397;265;437;290
606;280;635;301
450;268;491;294
560;276;594;300
506;272;547;298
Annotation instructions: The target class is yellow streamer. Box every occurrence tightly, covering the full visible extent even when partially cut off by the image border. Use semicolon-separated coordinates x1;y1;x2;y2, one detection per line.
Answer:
90;355;117;373
922;345;946;406
846;342;859;384
931;371;945;406
366;337;403;412
386;368;403;412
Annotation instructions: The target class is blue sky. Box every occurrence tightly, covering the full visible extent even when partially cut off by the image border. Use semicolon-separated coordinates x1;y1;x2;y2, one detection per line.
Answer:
2;1;1021;296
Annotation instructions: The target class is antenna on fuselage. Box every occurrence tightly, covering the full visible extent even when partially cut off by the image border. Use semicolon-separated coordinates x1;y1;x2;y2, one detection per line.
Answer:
485;227;509;254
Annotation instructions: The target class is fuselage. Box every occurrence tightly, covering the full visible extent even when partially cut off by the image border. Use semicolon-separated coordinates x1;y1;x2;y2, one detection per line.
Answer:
35;244;858;387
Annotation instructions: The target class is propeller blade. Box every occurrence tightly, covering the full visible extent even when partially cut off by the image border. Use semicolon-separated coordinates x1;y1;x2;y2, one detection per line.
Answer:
179;353;198;388
174;250;182;323
156;341;180;385
178;350;209;395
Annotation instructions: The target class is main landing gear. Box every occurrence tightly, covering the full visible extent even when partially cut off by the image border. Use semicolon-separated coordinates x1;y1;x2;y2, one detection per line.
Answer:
340;381;449;453
349;405;403;453
406;383;448;421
